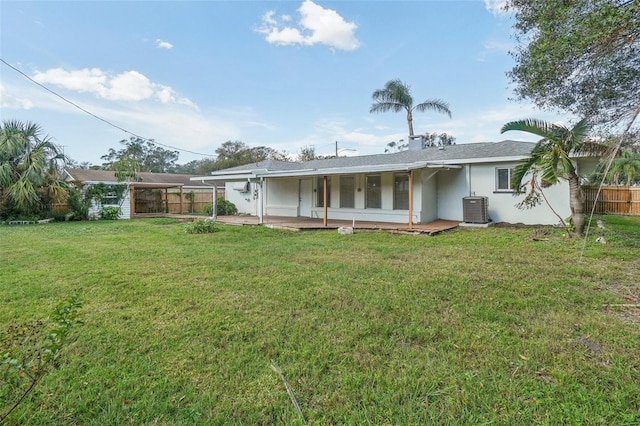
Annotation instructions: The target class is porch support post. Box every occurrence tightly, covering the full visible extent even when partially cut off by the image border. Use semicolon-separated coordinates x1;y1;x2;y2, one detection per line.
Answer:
323;175;328;227
212;185;217;220
408;170;414;230
164;188;168;213
129;185;135;219
258;179;264;225
179;186;184;214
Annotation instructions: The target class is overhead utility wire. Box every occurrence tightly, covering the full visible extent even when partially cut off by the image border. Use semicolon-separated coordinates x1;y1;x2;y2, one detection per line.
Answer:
0;58;214;158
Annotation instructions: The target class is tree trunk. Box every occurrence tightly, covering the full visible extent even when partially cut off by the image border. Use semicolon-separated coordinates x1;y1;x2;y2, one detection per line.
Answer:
568;173;585;235
406;109;414;136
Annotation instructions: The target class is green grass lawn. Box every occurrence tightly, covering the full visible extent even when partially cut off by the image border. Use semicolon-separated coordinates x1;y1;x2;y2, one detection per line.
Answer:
1;216;639;425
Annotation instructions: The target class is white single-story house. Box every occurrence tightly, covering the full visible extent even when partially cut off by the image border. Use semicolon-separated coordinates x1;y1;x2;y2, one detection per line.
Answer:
65;169;217;219
191;139;599;227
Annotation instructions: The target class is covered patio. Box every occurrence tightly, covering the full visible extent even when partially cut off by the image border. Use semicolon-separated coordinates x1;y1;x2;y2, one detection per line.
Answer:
211;215;460;235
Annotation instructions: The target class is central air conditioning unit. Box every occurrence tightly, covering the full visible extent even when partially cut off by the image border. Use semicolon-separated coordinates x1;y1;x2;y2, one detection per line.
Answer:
463;196;489;224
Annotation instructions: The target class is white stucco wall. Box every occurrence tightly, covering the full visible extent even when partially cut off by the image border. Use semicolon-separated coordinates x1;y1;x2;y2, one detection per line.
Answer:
225;181;258;215
436;163;573;225
419;169;438;223
469;162;570;225
436;168;468;221
265;178;299;216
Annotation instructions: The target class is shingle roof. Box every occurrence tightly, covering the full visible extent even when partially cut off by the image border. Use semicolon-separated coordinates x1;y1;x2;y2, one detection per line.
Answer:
218;140;535;173
65;169;211;187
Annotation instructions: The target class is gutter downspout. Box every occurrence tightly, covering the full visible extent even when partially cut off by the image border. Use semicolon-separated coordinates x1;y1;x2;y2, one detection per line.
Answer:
467;164;472;196
201;180;217;220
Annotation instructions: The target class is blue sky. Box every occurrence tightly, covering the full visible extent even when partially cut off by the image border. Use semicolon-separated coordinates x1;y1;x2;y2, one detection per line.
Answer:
1;0;572;165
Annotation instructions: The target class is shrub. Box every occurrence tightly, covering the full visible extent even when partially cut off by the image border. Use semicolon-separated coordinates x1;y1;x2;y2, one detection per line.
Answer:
100;206;121;220
49;211;71;222
184;219;218;234
202;198;238;216
68;188;88;221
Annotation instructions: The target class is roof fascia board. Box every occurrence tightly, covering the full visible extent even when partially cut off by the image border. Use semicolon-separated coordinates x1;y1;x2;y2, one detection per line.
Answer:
437;155;528;165
191;173;256;182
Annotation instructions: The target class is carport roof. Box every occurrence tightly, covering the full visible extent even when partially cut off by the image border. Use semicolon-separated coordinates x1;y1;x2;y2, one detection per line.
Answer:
65;169;211;187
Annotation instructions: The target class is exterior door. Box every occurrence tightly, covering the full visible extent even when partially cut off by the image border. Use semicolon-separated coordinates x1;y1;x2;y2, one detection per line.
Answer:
299;179;312;217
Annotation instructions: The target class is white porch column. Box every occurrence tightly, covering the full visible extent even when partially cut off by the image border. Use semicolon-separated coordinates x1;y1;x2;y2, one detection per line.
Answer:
408;170;414;230
258;178;264;224
212;184;217;220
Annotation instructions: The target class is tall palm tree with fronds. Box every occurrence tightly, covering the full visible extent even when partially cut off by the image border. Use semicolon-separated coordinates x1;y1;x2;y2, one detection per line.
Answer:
0;120;68;218
501;118;608;235
369;79;451;137
606;150;640;185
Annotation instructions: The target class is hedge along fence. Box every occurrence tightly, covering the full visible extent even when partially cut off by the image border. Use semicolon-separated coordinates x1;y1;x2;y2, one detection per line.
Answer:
583;185;640;216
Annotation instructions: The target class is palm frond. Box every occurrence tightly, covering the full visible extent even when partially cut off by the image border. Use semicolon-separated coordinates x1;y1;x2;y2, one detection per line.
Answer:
414;99;452;118
9;177;40;212
500;118;567;140
369;101;406;114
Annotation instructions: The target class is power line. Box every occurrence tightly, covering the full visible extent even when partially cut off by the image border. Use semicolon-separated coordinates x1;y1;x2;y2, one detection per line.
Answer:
0;58;215;158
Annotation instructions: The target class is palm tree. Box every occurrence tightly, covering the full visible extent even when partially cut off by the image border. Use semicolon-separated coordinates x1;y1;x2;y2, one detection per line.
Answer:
369;79;451;137
500;118;607;235
0;120;68;218
606;150;640;185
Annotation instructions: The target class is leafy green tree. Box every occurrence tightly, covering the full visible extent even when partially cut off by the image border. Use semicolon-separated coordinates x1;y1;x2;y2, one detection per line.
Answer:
0;120;68;218
501;118;608;235
423;132;456;147
507;0;640;128
369;79;451;136
171;160;200;174
101;137;179;173
298;145;327;161
213;141;288;170
384;140;407;153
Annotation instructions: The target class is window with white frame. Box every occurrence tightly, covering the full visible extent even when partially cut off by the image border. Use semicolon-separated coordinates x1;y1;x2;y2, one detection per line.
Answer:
496;167;515;191
102;192;120;205
393;173;409;210
340;176;355;208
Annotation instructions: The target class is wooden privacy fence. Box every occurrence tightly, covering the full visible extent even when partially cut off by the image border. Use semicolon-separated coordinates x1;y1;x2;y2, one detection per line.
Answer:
582;185;640;216
137;188;222;214
165;190;218;214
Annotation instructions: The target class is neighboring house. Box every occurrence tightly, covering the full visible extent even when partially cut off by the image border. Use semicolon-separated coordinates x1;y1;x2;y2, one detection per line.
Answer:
64;169;216;219
191;139;599;226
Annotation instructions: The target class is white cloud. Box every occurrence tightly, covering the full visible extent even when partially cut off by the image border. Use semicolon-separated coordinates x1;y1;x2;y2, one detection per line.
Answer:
0;84;34;109
477;38;514;61
33;68;107;94
484;0;509;16
256;0;359;51
32;67;195;107
155;39;173;49
105;71;154;101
